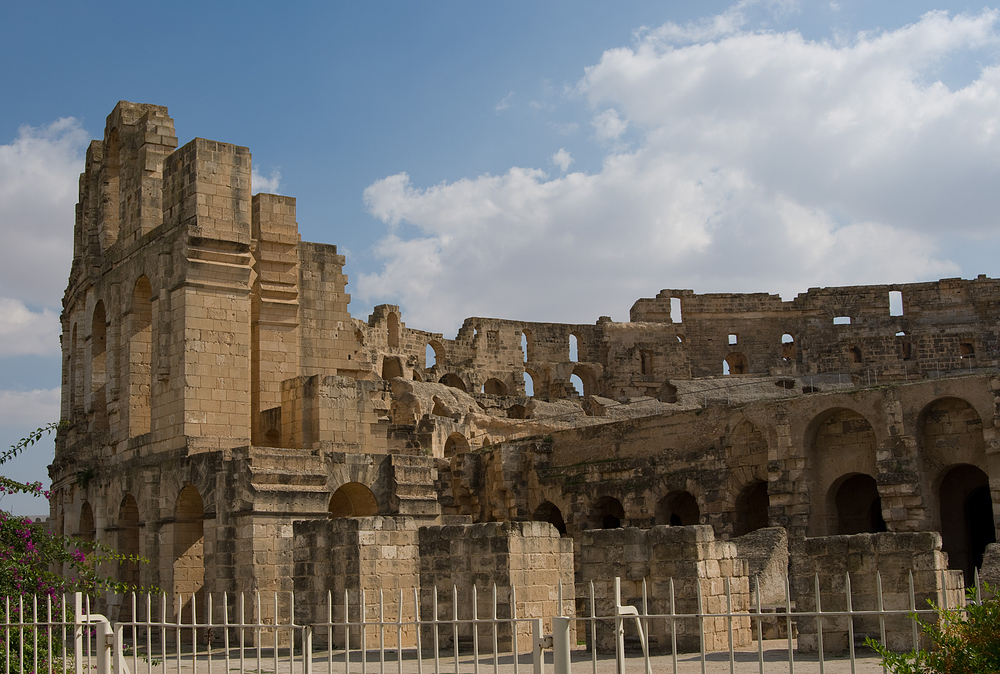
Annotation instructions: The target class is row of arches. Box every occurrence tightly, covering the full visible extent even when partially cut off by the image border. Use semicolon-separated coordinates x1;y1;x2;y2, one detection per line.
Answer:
66;274;155;437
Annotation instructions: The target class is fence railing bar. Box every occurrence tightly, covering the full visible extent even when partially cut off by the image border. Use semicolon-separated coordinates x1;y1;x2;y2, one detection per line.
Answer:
754;578;763;674
784;573;794;674
472;585;479;674
491;584;499;674
670;577;678;674
451;585;459;674
876;572;887;674
695;577;706;674
725;576;734;674
344;589;351;674
814;573;824;674
845;573;856;674
413;587;423;674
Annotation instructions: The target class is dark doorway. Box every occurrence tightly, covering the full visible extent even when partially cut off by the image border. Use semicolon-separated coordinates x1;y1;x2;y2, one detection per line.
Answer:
939;465;996;585
835;474;887;534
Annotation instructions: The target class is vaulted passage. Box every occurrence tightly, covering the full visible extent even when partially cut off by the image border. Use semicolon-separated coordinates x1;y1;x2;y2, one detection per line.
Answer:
833;474;887;535
532;501;567;535
173;485;204;623
938;464;995;585
656;491;700;526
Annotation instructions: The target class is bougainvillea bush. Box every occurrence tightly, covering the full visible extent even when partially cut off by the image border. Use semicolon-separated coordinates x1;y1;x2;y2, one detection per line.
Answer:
0;423;143;672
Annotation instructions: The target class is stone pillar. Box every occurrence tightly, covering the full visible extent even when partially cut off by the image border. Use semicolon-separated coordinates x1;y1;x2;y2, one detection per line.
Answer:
576;525;752;654
251;194;300;445
793;532;964;653
418;521;574;652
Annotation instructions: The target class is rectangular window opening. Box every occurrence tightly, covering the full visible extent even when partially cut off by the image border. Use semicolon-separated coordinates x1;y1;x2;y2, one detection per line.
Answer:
889;290;903;317
728;333;738;345
670;297;682;323
833;316;852;325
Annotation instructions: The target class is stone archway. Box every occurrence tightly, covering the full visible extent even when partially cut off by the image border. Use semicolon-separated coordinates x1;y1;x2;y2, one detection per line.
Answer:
830;473;887;535
938;464;995;585
329;482;379;518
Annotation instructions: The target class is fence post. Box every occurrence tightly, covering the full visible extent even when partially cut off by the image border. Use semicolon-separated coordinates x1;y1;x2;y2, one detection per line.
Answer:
304;626;314;674
95;616;112;674
552;617;571;674
531;618;546;674
73;593;84;674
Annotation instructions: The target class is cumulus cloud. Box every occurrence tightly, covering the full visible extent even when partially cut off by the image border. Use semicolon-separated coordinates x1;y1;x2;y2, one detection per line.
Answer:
591;109;628;143
252;166;282;194
0;118;85;308
0;299;60;356
496;91;514;112
358;8;995;332
551;148;573;172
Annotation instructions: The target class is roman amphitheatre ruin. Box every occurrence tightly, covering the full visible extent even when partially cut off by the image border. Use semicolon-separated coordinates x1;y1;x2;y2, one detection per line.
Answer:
51;101;998;650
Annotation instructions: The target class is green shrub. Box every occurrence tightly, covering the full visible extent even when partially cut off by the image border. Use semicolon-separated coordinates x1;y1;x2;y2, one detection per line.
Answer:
866;583;1000;674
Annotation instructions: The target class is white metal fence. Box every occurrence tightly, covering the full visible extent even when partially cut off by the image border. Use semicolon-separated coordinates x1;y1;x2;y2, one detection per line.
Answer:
0;571;988;674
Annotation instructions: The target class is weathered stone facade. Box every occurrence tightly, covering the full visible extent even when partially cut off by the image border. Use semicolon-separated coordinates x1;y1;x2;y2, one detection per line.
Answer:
53;102;999;649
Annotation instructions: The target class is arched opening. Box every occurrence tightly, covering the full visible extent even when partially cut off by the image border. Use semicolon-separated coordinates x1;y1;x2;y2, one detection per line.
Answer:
381;357;404;380
173;485;205;624
68;323;79;415
849;346;863;363
507;404;527;419
91;302;108;429
781;334;795;361
656;491;700;526
443;432;470;458
569;374;585;398
78;501;95;543
724;352;748;375
809;408;879;536
960;340;975;358
483;378;508;396
734;481;769;536
521;330;532;363
938;465;995;585
425;343;437;368
386;313;400;348
439;373;466;392
118;494;140;588
568;334;578;362
523;370;536;397
640;350;653;375
592;496;625;529
532;501;567;535
328;482;379;518
129;276;153;436
832;474;886;535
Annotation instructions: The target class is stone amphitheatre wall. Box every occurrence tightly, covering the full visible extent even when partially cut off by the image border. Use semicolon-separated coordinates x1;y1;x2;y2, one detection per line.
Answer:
51;102;1000;644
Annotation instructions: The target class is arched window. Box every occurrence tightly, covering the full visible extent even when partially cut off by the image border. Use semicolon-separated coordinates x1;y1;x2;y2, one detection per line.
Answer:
849;346;863;363
656;491;700;526
569;374;585;397
91;302;108;429
78;501;95;543
781;333;795;361
521;330;532;363
640;350;653;375
591;496;625;529
118;495;141;587
329;482;379;518
568;334;579;362
483;378;508;396
443;432;470;457
523;370;536;397
438;373;466;392
129;276;153;436
832;474;886;535
174;485;204;624
532;501;567;535
733;481;769;536
938;465;995;585
425;343;436;367
724;352;748;375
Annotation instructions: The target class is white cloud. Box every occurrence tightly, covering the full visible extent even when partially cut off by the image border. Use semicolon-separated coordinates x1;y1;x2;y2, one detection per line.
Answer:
0;299;60;356
552;148;573;172
0;118;85;308
252;166;282;194
0;388;60;428
591;109;628;143
359;8;995;332
496;91;514;111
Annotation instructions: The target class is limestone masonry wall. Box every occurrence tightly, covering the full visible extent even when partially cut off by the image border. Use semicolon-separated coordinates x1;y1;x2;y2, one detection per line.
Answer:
53;102;999;653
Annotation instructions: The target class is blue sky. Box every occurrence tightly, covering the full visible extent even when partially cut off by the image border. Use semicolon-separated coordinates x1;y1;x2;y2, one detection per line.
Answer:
2;0;1000;514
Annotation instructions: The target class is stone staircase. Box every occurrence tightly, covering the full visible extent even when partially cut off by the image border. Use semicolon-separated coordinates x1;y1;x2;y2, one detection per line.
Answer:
246;446;329;494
